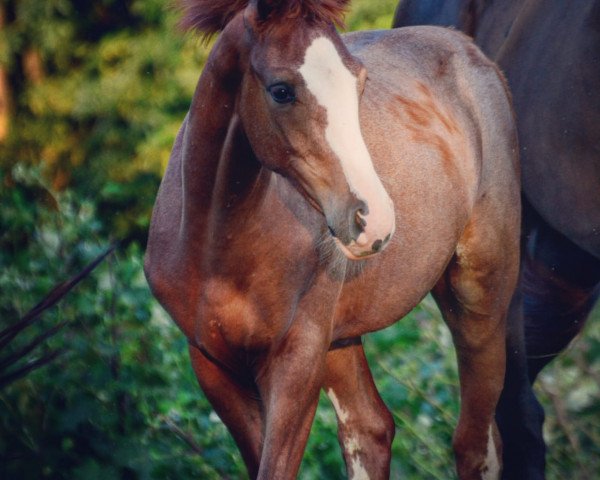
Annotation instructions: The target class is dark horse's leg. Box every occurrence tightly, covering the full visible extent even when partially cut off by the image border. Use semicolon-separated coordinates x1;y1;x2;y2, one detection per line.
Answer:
496;283;547;480
323;338;395;480
497;207;600;480
522;216;600;380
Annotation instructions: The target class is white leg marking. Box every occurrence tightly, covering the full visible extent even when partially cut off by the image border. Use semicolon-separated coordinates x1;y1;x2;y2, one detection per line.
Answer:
298;37;394;244
349;456;370;480
481;424;500;480
345;436;370;480
345;435;360;455
326;388;349;424
326;390;371;479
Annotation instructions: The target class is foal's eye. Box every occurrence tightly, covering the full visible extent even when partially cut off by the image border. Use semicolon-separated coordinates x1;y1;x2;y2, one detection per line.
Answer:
268;83;296;104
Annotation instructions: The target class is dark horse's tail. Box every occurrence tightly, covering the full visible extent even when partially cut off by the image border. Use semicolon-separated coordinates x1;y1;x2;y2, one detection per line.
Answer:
0;243;117;389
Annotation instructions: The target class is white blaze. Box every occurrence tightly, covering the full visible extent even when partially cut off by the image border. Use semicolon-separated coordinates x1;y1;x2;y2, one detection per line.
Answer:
298;36;394;249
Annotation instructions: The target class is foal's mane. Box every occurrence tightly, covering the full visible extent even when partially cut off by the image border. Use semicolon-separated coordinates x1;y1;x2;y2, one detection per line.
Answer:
179;0;350;38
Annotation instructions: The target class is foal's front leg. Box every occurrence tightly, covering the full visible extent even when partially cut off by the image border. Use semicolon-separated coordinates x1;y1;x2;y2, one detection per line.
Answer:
254;310;333;479
324;339;395;480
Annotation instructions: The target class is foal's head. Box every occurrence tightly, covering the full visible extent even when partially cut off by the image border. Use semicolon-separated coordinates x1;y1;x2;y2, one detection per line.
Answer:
186;0;395;259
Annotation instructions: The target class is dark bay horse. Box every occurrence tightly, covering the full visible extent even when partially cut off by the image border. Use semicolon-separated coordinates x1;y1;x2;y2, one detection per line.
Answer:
145;0;520;478
394;1;600;478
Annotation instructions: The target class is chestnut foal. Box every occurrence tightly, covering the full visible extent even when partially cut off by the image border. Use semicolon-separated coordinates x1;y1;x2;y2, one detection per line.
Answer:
145;1;520;478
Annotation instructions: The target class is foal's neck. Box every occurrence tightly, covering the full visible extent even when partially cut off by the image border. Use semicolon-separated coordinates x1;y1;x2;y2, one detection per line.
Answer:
179;23;263;243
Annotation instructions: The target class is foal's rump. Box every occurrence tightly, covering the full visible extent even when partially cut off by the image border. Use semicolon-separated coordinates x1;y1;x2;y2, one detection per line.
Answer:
345;26;517;199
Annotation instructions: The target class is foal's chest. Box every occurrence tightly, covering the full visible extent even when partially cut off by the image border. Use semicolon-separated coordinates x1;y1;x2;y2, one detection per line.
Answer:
196;276;294;351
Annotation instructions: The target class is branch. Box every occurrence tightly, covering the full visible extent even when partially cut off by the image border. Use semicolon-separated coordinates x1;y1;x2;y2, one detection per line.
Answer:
0;243;118;350
161;415;204;456
0;243;118;389
0;349;64;389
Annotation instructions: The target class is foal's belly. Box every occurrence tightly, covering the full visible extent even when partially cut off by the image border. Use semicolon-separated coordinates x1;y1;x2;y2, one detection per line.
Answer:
196;135;476;351
194;202;470;365
332;200;467;339
195;186;469;355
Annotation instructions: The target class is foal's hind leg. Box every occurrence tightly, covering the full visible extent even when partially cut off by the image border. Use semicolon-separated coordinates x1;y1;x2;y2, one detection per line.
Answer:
188;344;263;478
433;210;519;480
323;339;395;480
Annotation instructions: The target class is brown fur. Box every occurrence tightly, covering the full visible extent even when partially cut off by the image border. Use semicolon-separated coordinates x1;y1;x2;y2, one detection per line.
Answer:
146;9;520;480
179;0;350;38
390;86;461;179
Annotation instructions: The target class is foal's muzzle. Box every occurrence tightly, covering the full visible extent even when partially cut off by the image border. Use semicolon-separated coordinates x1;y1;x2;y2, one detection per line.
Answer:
326;197;395;260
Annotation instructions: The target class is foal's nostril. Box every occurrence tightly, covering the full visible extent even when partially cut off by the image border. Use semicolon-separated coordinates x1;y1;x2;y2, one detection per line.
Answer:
328;225;337;237
371;239;383;252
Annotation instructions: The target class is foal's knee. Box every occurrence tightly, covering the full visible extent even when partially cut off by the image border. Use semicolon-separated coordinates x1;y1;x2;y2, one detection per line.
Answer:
340;403;395;453
337;405;395;480
367;405;396;451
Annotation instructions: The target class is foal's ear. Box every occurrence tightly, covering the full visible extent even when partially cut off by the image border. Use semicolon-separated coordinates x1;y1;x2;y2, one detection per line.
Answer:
243;0;276;33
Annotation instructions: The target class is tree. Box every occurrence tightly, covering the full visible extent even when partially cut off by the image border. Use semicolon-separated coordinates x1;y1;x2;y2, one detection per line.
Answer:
0;0;210;242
